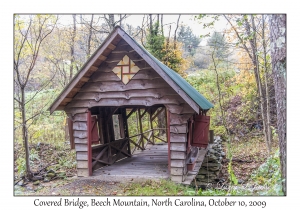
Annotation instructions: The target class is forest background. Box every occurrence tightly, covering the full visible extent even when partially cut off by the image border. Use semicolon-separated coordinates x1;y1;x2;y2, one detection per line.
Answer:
1;0;297;208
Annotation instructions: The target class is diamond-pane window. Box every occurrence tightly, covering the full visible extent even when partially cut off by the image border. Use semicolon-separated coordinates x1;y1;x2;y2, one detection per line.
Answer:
112;55;140;84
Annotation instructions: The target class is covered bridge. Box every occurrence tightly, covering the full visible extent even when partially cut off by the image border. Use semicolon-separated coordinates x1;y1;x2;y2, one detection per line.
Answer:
49;26;214;184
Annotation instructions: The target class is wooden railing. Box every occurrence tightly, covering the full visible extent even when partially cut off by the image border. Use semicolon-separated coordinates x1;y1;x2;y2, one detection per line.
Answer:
128;128;167;154
91;138;131;171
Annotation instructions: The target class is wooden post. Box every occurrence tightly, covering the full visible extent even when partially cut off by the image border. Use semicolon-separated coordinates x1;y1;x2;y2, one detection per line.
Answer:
87;110;92;176
138;108;144;149
97;107;104;144
167;109;171;172
149;107;154;144
67;117;75;149
121;108;131;156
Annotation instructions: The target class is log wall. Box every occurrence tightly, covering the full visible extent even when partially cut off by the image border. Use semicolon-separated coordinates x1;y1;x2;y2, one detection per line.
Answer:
64;39;197;179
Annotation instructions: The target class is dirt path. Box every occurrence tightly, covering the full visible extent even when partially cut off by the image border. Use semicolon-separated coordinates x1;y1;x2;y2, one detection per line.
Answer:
15;176;131;196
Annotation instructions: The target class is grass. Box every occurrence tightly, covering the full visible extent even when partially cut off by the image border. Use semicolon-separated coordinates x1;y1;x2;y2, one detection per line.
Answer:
122;179;194;196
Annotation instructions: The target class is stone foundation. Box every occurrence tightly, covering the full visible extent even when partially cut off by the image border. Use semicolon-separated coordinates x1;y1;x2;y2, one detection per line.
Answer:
192;136;225;188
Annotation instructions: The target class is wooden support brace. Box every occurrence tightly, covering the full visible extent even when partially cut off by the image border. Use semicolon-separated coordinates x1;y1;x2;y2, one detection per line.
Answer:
92;147;108;167
129;136;144;153
151;107;165;121
126;108;137;119
154;135;167;143
140;108;149;119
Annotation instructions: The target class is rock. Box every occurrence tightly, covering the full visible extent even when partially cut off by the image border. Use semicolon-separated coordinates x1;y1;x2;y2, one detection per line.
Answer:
17;180;24;186
33;180;40;185
238;179;245;184
207;174;217;179
44;177;51;182
47;169;55;174
209;149;216;154
203;162;221;167
196;175;206;179
57;171;66;177
198;169;209;175
209;166;220;171
32;176;43;181
46;172;56;178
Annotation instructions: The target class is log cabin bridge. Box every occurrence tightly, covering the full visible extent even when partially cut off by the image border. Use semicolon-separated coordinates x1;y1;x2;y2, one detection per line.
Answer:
49;26;214;185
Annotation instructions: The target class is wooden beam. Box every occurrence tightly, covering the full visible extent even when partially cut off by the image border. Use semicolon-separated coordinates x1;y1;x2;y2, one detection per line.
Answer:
80;77;90;82
62;97;73;103
151;107;165;121
154;135;167;143
126;108;137;119
89;66;98;72
149;109;155;144
98;55;107;61
92;147;108;167
140;108;149;119
138;108;144;149
107;43;116;50
129;137;144;151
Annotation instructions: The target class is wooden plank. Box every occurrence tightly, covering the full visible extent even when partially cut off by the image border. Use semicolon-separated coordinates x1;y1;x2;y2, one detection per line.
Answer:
74;137;88;144
105;51;143;62
170;151;186;159
170;159;185;167
77;168;89;177
73;113;87;121
73;88;177;101
89;66;98;72
65;108;88;115
170;142;186;152
73;131;88;138
98;55;107;61
170;124;187;134
49;29;120;114
80;77;90;82
165;104;184;114
76;151;88;160
117;28;200;114
77;160;88;168
67;96;184;108
171;167;184;175
75;143;88;152
169;113;193;125
171;175;183;183
79;79;170;92
170;133;187;143
63;98;72;103
73;122;87;131
107;43;116;50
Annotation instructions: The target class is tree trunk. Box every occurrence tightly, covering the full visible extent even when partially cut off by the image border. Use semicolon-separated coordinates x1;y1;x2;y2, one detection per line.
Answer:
21;87;33;180
269;14;286;195
87;14;94;57
149;14;153;34
245;15;271;154
108;14;115;32
70;14;76;82
262;15;273;144
161;14;164;36
174;15;181;49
